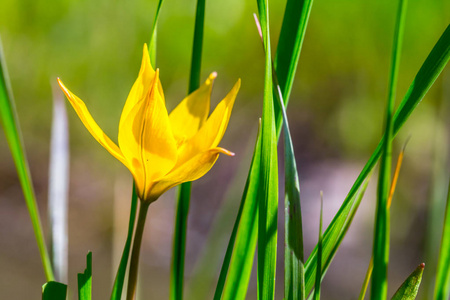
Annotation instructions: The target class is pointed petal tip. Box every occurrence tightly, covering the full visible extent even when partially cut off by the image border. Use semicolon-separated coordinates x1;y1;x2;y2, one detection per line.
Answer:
204;72;217;86
57;78;70;95
234;78;241;91
215;147;235;157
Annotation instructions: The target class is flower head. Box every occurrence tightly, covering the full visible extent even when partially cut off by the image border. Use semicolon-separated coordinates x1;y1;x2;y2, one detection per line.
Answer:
58;45;240;202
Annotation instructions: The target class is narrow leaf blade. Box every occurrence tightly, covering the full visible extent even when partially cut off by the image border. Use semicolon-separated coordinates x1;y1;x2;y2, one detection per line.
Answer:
391;263;425;300
110;183;138;300
78;252;92;300
434;178;450;300
170;1;205;299
304;24;450;296
313;194;323;300
0;37;54;281
256;1;279;299
217;129;261;300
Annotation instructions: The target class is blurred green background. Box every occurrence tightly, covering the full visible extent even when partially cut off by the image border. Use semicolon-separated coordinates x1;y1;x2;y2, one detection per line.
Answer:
0;0;449;299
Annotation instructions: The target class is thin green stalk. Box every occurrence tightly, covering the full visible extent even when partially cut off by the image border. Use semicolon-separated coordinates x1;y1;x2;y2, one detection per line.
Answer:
148;0;164;66
171;184;191;300
110;182;138;300
358;259;373;300
371;1;407;299
358;149;404;300
188;0;205;94
313;193;323;300
126;201;151;300
170;1;205;299
274;0;313;137
434;178;450;300
0;37;54;281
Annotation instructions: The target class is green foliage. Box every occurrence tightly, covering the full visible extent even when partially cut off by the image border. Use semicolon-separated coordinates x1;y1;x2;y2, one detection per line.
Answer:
171;183;191;300
149;0;165;67
215;129;260;300
42;281;67;300
110;183;138;300
434;179;450;300
372;0;408;298
256;1;279;299
304;23;450;297
171;0;205;299
0;37;54;281
313;194;323;300
274;0;313;135
275;73;305;300
78;252;92;300
391;264;425;300
271;0;314;298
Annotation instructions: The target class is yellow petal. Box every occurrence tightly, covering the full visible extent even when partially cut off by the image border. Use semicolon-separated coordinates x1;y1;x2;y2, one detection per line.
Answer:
118;69;178;200
119;44;156;131
148;147;234;200
176;79;240;166
57;78;128;167
168;72;216;145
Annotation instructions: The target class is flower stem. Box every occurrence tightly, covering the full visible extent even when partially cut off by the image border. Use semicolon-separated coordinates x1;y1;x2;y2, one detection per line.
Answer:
126;200;150;300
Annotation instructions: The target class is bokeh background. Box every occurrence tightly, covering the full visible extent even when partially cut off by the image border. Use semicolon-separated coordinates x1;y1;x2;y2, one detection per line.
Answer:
0;0;449;299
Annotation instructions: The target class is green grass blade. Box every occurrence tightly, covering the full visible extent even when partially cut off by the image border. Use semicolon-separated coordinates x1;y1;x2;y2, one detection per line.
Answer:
277;83;305;300
393;24;450;133
0;37;54;281
372;1;407;298
215;126;261;300
188;0;205;94
313;193;323;300
213;0;314;297
434;178;450;300
48;84;69;283
78;252;92;300
306;174;372;300
148;0;164;66
358;258;373;300
110;182;138;300
42;281;67;300
359;148;404;300
256;1;279;299
171;183;191;300
274;0;313;136
391;263;425;300
170;1;206;300
268;55;304;300
304;23;450;297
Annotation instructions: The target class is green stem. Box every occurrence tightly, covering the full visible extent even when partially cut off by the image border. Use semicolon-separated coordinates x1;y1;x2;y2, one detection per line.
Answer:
170;183;191;300
126;201;151;300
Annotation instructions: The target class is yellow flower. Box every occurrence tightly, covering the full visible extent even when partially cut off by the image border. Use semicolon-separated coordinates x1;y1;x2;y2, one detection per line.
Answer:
58;45;240;203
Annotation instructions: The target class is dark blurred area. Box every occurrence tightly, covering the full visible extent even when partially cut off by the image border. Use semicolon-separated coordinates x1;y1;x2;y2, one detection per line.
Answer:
0;0;449;299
